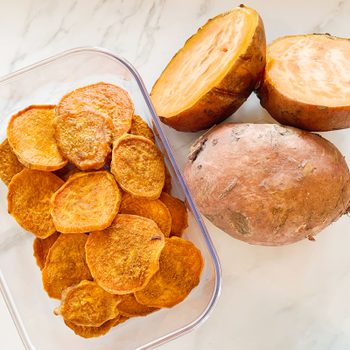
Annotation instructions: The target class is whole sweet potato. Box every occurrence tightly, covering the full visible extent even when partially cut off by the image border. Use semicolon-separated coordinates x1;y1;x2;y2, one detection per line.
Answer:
184;123;350;245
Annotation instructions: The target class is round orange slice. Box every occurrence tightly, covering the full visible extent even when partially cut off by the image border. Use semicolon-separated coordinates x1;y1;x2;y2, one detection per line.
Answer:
33;232;60;270
135;237;203;308
51;171;121;233
85;214;165;294
111;135;165;199
8;169;64;238
57;82;134;140
7;105;67;171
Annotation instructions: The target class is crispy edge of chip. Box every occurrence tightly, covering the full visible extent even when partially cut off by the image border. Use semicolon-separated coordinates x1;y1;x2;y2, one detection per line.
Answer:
111;134;165;199
33;232;60;270
163;165;172;194
120;193;172;237
57;280;121;327
50;171;121;233
159;192;188;237
129;115;155;142
118;294;159;317
0;139;24;186
134;237;204;308
8;168;64;238
85;214;165;295
42;233;92;299
64;316;120;338
7;105;68;171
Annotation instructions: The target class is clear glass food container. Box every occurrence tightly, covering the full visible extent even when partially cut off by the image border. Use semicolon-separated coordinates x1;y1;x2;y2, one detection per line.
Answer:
0;48;221;350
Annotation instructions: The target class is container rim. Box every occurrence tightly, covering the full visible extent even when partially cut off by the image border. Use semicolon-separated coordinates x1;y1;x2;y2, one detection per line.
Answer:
0;46;222;350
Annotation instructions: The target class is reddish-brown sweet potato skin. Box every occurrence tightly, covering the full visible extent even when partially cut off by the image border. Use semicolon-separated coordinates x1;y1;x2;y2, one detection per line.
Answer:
258;78;350;131
184;123;350;245
153;9;266;132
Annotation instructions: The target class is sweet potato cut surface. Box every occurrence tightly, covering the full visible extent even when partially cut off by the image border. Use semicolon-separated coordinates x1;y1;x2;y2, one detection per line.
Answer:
56;281;121;327
111;135;165;199
259;34;350;131
118;294;159;317
51;171;121;233
7;105;67;170
0;139;24;185
57;82;134;140
135;237;203;308
120;193;172;237
42;233;92;299
85;214;165;294
160;192;188;237
151;5;266;131
33;232;60;270
54;111;113;170
8;169;64;238
130;115;155;142
184;123;350;245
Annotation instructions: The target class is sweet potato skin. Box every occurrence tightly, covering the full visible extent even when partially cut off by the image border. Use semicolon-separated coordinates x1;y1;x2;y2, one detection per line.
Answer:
184;123;350;245
257;34;350;131
258;78;350;131
153;7;266;132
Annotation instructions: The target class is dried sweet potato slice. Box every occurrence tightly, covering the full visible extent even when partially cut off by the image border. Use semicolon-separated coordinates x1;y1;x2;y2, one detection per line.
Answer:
64;316;121;338
42;233;92;299
160;192;188;237
33;232;60;270
7;105;67;170
56;281;121;327
111;135;165;199
0;139;24;185
51;171;121;233
8;169;64;238
258;34;350;131
118;294;159;317
54;111;113;170
151;5;266;131
163;165;172;194
57;82;134;140
120;193;172;237
129;115;155;142
135;237;203;308
85;214;165;294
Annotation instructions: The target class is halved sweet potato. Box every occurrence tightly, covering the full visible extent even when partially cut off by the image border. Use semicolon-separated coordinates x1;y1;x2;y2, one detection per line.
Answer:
151;5;266;132
258;34;350;131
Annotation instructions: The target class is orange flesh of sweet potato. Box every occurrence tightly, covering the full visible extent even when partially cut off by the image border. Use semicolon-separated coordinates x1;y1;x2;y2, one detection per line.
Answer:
259;34;350;131
151;5;265;132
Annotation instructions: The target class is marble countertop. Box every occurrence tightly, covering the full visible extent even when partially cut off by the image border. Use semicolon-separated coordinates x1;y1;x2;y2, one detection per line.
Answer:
1;0;350;349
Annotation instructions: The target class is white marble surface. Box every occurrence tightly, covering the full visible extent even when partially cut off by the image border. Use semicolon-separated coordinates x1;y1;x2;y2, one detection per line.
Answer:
1;0;350;349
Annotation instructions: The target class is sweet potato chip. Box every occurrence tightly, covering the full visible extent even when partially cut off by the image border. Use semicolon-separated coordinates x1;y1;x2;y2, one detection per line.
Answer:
129;115;155;142
51;171;121;233
118;294;159;317
0;139;24;185
135;237;203;308
42;233;92;299
33;232;60;270
54;111;113;170
86;214;165;294
56;281;120;327
111;135;165;199
160;192;188;237
120;193;172;237
57;82;134;140
163;165;172;194
8;169;64;238
64;316;121;338
7;105;67;171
